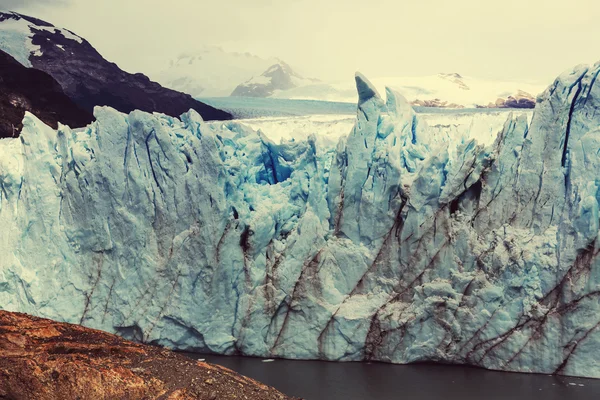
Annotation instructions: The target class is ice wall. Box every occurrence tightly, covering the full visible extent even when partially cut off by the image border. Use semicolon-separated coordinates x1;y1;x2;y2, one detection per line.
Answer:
0;66;599;378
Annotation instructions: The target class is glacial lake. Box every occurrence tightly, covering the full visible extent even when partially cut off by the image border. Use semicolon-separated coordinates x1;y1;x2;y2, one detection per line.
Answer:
184;354;600;399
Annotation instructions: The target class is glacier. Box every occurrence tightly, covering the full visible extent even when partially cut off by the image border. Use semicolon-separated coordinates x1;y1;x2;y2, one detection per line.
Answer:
0;64;599;378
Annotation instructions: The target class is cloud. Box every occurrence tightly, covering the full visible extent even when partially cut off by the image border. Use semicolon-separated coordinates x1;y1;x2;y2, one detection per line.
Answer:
0;0;69;11
7;0;600;84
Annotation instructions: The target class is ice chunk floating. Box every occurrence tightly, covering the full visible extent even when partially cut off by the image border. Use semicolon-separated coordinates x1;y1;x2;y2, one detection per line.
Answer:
0;65;599;378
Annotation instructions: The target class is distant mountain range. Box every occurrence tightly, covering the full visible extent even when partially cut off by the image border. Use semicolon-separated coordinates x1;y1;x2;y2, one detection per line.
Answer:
155;48;322;99
155;46;282;98
270;72;545;109
157;47;545;109
0;11;231;128
0;9;546;118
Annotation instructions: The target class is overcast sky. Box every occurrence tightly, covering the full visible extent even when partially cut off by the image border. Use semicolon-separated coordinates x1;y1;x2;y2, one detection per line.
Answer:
5;0;600;84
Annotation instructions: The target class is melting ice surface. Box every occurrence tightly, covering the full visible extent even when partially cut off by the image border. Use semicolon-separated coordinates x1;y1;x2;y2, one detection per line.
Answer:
220;109;531;150
0;67;599;379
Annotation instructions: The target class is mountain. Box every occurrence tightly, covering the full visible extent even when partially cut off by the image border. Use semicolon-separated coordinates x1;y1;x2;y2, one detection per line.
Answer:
154;45;539;109
0;49;93;138
0;11;231;121
1;60;599;379
481;89;537;108
155;46;280;98
271;72;546;108
231;62;319;97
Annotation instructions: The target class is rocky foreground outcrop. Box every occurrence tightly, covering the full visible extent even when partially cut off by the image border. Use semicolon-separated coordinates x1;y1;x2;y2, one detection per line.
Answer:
0;311;296;400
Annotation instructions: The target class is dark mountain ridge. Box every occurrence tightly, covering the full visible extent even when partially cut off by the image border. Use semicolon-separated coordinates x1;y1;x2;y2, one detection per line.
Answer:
0;49;93;138
0;11;232;123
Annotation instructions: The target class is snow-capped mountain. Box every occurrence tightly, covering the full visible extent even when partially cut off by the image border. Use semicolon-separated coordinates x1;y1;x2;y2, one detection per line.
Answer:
231;62;319;97
155;46;281;98
0;49;92;138
272;72;545;108
154;45;541;109
0;11;231;121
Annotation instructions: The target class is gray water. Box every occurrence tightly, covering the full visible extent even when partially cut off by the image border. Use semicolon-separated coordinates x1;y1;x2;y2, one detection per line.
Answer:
184;354;600;400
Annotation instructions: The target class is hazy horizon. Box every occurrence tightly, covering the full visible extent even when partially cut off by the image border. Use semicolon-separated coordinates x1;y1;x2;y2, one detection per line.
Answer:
4;0;600;85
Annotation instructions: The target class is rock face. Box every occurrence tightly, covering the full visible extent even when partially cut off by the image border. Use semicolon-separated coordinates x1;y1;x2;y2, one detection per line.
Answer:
0;310;296;400
231;62;318;97
481;90;537;109
0;63;599;379
0;49;93;138
0;11;231;121
411;98;465;108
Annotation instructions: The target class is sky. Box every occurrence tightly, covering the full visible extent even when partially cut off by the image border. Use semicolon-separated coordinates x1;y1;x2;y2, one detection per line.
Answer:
5;0;600;84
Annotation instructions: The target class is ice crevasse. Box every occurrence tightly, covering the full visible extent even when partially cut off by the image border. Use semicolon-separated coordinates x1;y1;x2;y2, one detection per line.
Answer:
0;64;599;378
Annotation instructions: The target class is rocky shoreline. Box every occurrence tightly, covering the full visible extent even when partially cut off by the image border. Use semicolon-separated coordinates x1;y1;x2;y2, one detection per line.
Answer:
0;311;298;400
